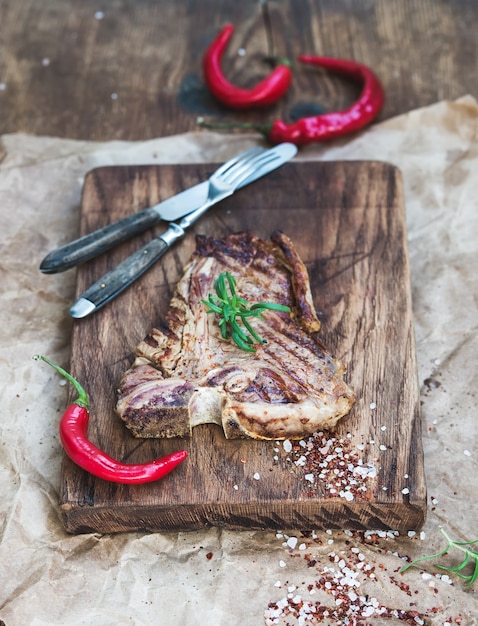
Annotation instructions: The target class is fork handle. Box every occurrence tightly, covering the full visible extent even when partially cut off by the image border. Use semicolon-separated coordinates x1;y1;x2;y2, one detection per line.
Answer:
70;224;185;318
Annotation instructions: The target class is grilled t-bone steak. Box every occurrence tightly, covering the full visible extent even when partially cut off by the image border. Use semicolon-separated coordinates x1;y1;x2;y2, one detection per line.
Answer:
116;231;355;440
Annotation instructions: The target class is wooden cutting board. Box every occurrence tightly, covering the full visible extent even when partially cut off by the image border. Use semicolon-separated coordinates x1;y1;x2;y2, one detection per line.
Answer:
61;160;426;534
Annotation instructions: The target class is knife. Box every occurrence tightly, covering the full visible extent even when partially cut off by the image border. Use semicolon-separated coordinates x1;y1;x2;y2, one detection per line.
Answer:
70;142;297;318
40;147;265;274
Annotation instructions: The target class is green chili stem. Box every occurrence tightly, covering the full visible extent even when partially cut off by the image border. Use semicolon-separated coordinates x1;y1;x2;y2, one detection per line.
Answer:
34;355;89;409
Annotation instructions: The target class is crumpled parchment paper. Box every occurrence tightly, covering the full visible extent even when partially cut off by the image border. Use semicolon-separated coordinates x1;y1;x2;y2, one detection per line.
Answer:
0;96;477;625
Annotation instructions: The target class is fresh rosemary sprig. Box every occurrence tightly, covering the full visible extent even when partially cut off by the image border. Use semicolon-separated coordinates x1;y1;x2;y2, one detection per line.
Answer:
400;526;478;586
202;271;290;352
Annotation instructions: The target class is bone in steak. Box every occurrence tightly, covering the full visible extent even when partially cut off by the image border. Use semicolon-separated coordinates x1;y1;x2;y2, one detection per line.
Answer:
116;231;355;440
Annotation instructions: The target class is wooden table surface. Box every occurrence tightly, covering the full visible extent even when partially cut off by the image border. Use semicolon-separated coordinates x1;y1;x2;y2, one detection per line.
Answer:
1;0;476;141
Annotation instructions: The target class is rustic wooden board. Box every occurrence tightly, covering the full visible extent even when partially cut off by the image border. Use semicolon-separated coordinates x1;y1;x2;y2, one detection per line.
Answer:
61;160;426;534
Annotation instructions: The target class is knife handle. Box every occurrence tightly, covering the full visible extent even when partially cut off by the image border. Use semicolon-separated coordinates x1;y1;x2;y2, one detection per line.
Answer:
70;224;185;318
39;207;161;274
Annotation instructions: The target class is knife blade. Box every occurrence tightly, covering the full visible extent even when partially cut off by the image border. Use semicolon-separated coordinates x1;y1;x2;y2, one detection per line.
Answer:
70;142;297;318
39;147;265;274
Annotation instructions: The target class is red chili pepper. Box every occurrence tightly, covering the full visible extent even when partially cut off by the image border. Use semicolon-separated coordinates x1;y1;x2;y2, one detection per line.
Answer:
203;24;292;109
198;55;384;146
267;56;384;145
35;355;188;484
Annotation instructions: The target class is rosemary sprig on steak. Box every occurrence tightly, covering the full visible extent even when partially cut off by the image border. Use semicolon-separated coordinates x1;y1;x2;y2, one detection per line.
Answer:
202;272;290;352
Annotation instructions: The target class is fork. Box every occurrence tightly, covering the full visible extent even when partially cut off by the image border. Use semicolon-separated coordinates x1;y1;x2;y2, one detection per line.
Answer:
70;142;297;317
40;146;266;274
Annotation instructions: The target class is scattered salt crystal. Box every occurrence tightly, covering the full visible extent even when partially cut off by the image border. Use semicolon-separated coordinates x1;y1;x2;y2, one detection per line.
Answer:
420;531;426;540
253;472;260;480
42;57;50;66
274;580;281;587
432;419;438;425
279;560;286;568
441;574;452;584
431;497;438;505
299;543;306;550
304;473;314;483
287;537;298;549
408;531;416;537
379;445;387;451
362;606;375;617
283;440;292;453
233;484;238;490
404;473;409;478
369;439;375;444
381;425;386;431
356;444;365;451
111;92;118;100
464;449;472;456
342;490;354;501
401;487;410;495
288;585;296;592
0;83;6;90
326;529;333;535
94;10;104;19
370;402;377;409
382;486;388;491
273;455;279;461
421;572;432;580
237;48;246;56
327;539;334;544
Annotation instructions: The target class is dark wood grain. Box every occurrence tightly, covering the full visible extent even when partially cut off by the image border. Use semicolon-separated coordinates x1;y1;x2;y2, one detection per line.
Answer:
0;0;476;141
60;160;426;533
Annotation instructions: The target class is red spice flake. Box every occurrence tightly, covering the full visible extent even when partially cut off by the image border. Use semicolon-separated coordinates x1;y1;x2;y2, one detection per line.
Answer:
265;531;464;626
275;432;377;501
389;575;412;596
205;551;214;560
